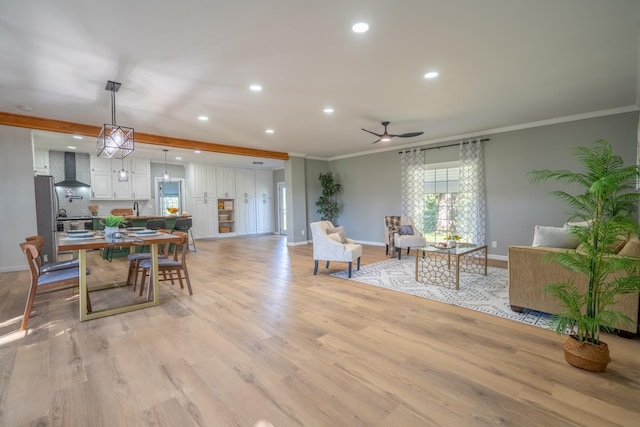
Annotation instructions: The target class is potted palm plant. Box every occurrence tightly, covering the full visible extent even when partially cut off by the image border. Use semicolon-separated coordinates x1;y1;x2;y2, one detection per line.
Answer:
530;140;640;371
315;171;342;224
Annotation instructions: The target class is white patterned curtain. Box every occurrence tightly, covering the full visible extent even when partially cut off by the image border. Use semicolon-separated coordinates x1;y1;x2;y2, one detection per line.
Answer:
400;149;425;233
458;139;486;244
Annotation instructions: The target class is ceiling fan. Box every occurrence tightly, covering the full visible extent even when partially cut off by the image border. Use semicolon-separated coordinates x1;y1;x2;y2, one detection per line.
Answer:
361;121;424;144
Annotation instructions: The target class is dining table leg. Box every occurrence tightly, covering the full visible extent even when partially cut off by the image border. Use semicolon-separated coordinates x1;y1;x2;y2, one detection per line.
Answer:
78;249;89;321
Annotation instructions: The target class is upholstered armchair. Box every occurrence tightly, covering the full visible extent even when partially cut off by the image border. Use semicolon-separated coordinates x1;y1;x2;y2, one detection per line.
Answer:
310;221;362;278
384;216;426;259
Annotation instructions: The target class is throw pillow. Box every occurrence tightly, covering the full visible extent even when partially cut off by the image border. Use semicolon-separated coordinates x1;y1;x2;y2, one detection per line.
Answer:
327;226;347;243
532;225;580;249
398;225;414;235
327;232;342;243
564;220;592;228
607;238;627;254
618;238;640;258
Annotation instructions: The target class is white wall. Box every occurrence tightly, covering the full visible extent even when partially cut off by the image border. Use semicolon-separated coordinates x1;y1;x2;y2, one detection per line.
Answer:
0;126;38;272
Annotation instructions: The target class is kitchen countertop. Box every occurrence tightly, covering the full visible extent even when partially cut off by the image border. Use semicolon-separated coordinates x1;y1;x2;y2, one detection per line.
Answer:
94;215;192;220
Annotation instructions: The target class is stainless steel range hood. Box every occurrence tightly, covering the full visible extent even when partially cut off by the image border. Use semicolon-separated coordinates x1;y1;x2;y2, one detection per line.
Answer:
55;152;90;187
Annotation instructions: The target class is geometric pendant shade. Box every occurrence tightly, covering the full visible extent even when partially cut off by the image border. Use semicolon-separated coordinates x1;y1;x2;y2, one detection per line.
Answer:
97;80;134;159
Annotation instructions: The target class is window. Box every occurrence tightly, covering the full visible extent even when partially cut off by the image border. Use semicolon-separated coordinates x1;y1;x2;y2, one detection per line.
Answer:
422;164;460;242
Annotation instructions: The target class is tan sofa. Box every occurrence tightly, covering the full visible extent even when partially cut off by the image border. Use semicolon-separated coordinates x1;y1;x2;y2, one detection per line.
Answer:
508;245;639;334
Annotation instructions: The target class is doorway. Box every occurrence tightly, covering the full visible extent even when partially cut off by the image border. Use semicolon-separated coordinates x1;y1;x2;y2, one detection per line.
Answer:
277;182;287;235
155;178;186;216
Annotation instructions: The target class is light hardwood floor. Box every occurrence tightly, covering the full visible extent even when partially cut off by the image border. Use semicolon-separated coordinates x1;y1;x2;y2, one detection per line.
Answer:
0;235;638;426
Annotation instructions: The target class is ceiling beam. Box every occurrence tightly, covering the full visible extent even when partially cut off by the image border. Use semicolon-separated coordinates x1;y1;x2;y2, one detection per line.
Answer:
0;111;289;160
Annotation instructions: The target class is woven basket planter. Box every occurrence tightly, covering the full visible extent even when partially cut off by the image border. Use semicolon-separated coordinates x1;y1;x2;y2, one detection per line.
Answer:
562;335;610;372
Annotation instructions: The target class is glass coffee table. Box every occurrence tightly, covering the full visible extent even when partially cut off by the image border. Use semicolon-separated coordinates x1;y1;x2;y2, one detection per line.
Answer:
415;244;487;290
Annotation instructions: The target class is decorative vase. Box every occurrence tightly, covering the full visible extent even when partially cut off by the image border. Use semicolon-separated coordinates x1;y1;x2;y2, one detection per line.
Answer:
104;226;119;238
562;335;610;372
447;240;457;248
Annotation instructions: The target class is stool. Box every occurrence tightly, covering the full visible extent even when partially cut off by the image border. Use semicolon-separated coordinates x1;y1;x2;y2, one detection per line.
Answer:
173;218;196;252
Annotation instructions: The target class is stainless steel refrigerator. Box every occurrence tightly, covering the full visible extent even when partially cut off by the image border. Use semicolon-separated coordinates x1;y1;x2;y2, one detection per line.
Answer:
34;175;59;263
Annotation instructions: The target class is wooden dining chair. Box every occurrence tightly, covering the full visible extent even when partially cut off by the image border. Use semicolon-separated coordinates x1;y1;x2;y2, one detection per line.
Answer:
127;229;171;292
138;231;193;298
19;242;92;330
24;235;81;273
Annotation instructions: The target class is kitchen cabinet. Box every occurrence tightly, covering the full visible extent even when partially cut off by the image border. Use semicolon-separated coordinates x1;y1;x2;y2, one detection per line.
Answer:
33;149;50;175
192;198;217;238
235;168;255;198
235;197;256;235
186;163;218;238
90;157;150;200
216;167;235;198
254;170;273;199
256;197;274;233
188;164;216;198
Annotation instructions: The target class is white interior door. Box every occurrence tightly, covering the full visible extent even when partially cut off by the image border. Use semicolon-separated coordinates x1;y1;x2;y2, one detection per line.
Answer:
277;182;287;235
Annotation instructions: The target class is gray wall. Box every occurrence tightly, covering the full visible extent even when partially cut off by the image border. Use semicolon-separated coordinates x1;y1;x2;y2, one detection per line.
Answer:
319;111;638;257
0;126;38;272
304;158;331;235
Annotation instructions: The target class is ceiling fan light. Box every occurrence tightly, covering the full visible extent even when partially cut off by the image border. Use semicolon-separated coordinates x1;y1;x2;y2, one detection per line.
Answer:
381;135;392;142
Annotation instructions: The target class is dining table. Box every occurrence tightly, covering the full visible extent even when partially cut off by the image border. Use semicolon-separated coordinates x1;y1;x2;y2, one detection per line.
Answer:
57;230;182;321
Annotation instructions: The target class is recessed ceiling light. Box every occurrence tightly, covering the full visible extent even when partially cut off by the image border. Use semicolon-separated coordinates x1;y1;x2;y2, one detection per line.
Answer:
424;71;439;79
352;22;369;33
72;135;83;140
17;105;32;111
249;84;262;92
175;156;182;160
67;146;77;150
198;116;209;121
265;129;274;134
323;107;334;114
194;150;201;154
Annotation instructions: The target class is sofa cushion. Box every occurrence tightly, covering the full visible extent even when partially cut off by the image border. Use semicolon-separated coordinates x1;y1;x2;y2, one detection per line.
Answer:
532;225;580;249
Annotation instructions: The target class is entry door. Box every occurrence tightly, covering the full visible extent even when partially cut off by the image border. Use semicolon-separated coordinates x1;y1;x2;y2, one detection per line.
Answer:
277;182;287;235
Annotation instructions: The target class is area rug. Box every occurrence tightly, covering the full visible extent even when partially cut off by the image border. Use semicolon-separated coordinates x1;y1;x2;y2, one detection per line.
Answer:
331;256;557;331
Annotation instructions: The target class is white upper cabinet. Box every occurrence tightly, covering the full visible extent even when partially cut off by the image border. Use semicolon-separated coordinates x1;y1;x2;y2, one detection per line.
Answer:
188;164;216;198
235;168;255;198
90;157;150;200
216;167;236;198
90;156;112;173
33;149;49;175
254;170;274;199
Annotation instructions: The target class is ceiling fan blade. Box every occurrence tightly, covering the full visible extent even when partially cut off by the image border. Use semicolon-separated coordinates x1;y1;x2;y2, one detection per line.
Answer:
396;131;424;138
362;128;383;137
371;138;381;144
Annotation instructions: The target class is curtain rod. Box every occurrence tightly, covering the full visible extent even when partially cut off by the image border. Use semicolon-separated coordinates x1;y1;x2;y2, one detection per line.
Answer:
398;138;490;154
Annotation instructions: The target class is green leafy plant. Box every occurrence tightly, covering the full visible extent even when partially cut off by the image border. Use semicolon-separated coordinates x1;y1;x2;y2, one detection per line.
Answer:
315;171;342;224
529;140;640;344
101;214;127;228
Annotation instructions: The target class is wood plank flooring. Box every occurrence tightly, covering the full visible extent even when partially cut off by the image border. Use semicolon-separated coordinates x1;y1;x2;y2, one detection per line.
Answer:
0;235;638;426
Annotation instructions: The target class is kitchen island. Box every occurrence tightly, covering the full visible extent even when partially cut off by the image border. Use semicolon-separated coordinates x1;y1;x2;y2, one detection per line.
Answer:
92;215;192;259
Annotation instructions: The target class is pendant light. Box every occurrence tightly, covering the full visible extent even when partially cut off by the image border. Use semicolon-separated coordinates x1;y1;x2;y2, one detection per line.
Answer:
97;80;134;159
117;155;128;182
162;149;171;182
